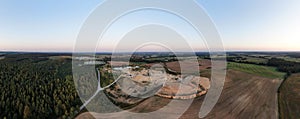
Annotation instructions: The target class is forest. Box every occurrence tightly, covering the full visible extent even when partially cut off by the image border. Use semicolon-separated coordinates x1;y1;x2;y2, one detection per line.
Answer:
0;54;82;119
267;58;300;73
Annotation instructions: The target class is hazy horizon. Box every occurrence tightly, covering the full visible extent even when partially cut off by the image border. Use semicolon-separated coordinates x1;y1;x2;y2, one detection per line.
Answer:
1;50;300;53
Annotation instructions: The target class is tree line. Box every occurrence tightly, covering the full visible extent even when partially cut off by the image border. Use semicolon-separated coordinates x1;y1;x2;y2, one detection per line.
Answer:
267;58;300;74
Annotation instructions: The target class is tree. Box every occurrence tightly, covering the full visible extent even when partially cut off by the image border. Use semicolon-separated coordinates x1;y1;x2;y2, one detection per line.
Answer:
13;113;18;119
23;105;31;119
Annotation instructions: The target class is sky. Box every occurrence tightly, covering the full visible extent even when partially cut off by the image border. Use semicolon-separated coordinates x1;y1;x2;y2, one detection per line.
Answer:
0;0;299;52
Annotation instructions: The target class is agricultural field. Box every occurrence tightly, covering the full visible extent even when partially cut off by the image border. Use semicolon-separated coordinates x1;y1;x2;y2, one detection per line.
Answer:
227;55;268;64
181;70;281;119
279;73;300;119
244;57;269;64
277;56;300;63
49;56;72;60
227;62;286;79
165;59;211;75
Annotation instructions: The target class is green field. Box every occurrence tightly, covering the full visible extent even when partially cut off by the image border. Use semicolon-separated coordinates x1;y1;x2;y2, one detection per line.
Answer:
277;56;300;63
230;56;268;64
244;57;268;64
228;62;286;79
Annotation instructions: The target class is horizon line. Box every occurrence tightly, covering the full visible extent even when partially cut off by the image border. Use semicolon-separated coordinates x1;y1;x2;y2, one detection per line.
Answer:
1;50;300;54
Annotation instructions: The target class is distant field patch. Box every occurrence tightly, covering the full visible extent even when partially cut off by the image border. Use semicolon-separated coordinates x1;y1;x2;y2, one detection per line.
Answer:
165;60;207;75
245;57;268;64
49;56;72;60
0;56;4;60
230;56;268;64
227;62;285;79
277;56;300;63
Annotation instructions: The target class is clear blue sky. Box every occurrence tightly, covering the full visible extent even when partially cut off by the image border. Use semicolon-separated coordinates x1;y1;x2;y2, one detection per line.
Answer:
0;0;299;52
